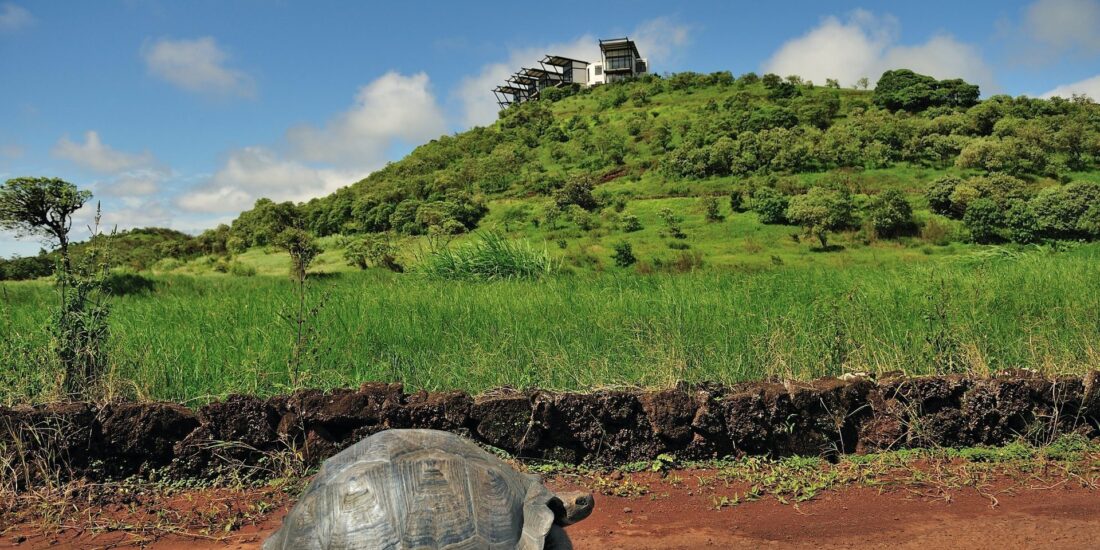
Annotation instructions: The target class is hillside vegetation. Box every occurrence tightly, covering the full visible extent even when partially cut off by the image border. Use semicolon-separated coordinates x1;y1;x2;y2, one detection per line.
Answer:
3;68;1100;404
5;69;1100;278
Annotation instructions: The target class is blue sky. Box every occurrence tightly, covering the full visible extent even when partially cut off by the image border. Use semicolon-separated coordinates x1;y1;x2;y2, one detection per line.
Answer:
2;0;1100;256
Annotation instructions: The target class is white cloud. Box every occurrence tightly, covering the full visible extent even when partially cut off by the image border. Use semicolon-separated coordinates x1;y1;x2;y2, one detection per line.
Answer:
0;2;33;32
455;17;692;128
287;72;447;167
179;71;446;214
762;10;995;91
1024;0;1100;54
0;143;23;159
1040;74;1100;98
52;131;158;174
142;37;255;98
99;170;164;197
177;146;361;214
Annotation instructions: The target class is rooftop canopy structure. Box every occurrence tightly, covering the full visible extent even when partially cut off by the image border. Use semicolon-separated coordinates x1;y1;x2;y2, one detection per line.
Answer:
493;37;648;109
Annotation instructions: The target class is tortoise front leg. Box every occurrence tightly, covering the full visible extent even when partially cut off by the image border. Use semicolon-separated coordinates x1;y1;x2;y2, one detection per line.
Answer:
545;525;574;550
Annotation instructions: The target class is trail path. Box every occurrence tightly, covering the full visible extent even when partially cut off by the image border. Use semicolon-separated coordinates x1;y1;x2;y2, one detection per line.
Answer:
6;472;1098;549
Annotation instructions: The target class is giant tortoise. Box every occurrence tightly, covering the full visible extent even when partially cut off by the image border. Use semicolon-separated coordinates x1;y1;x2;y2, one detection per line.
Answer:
264;429;594;549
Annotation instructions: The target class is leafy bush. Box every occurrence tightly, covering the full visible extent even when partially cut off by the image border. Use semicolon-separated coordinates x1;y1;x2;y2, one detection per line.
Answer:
658;207;686;239
1031;181;1100;239
926;176;962;217
228;261;257;277
1003;200;1040;244
786;187;855;248
554;176;599;211
612;241;637;267
729;189;747;213
866;189;914;238
873;69;979;112
963;198;1004;244
752;187;790;225
344;233;401;271
417;232;559;281
621;214;643;232
703;196;724;222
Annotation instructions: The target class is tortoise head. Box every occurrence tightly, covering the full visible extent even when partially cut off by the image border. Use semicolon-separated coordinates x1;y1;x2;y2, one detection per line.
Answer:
550;491;595;526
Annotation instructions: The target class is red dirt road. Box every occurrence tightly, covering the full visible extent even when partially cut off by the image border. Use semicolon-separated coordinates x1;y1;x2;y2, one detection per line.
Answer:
5;474;1099;549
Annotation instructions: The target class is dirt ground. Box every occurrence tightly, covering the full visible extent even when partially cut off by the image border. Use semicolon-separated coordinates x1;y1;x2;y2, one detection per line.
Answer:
4;469;1099;550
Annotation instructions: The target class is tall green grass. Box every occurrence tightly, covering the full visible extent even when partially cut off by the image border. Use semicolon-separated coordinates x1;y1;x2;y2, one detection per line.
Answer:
2;244;1098;405
416;232;559;281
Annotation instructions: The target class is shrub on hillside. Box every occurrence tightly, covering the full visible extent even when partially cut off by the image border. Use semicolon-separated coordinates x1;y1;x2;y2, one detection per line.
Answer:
703;196;724;222
786;187;855;248
729;188;747;213
621;214;643;232
417;232;558;281
344;234;401;272
928;177;963;217
658;207;686;239
554;176;599;211
963;198;1004;244
1031;181;1100;239
866;189;915;238
873;69;979;112
1003;200;1040;244
752;187;790;225
612;241;637;267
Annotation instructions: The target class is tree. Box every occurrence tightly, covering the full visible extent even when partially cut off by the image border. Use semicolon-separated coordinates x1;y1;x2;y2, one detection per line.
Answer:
926;176;961;217
554;176;599;211
963;198;1003;244
344;233;401;272
751;187;790;224
0;177;91;270
866;189;914;238
873;69;979;112
275;228;322;282
785;187;854;248
703;196;724;222
658;207;686;239
1003;199;1040;243
611;241;637;267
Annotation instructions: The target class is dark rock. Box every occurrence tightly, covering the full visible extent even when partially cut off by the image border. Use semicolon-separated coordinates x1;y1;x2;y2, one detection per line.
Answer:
99;402;199;472
281;383;405;444
393;390;472;431
0;402;98;478
639;388;697;448
199;394;280;447
548;391;659;464
472;393;541;454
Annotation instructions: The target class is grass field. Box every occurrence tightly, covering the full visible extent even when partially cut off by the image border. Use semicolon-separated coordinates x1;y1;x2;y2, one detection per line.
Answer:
3;242;1098;405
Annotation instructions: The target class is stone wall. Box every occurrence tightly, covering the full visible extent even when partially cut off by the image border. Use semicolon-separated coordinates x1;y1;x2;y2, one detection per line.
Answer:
3;372;1099;485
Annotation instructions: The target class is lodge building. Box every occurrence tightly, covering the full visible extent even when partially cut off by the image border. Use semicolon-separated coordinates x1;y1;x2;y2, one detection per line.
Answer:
493;37;648;109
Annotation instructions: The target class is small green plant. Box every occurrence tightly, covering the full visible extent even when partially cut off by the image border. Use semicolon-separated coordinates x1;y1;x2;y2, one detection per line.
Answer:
611;241;637;267
228;261;257;277
417;232;559;281
703;196;724;222
658;207;686;239
274;228;325;387
344;233;402;272
751;187;789;225
621;213;643;232
729;188;747;213
54;206;113;399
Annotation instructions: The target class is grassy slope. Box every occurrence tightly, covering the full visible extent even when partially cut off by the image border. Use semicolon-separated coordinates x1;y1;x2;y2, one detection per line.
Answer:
4;80;1100;403
4;244;1099;403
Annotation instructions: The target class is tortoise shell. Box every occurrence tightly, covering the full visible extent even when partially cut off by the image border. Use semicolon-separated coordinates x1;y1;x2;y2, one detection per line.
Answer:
263;429;558;550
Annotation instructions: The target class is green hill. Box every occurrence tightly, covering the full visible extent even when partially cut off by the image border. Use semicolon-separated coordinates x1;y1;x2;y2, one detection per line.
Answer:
169;69;1100;276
